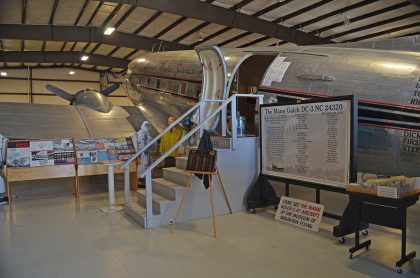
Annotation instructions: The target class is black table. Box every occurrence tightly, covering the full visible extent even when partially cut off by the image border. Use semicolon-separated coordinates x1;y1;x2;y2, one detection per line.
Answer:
347;191;419;273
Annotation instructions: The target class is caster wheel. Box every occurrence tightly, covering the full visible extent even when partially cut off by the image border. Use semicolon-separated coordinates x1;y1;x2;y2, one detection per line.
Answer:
396;266;402;274
365;245;370;250
250;209;256;214
362;229;369;236
409;258;415;263
338;237;346;244
169;219;174;225
349;253;353;259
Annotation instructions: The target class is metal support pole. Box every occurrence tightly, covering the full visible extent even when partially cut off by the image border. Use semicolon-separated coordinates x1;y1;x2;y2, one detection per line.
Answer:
124;166;130;206
145;170;153;217
199;101;205;138
107;164;115;210
231;96;237;150
221;106;227;137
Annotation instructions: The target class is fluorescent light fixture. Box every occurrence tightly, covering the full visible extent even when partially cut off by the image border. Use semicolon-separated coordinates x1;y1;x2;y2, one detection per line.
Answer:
104;27;115;35
69;71;75;75
81;55;89;61
0;72;7;76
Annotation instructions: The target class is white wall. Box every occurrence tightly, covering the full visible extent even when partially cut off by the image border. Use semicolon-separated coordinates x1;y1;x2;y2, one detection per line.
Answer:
0;67;134;106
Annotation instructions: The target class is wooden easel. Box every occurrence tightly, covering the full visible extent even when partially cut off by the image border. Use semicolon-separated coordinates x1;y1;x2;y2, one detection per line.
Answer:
171;166;232;238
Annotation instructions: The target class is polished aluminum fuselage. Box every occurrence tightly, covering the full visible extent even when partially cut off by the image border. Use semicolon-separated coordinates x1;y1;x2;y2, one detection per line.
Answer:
125;46;420;177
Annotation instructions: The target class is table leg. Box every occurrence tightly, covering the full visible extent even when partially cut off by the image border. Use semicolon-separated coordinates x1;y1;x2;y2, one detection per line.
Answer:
171;175;192;233
396;208;416;272
208;175;216;238
349;203;371;259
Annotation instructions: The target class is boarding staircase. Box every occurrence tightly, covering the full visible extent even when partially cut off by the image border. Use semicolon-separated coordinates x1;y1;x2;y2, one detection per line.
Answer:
121;46;264;228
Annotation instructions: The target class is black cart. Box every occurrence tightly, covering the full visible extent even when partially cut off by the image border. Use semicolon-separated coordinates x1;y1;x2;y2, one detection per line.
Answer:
346;190;419;273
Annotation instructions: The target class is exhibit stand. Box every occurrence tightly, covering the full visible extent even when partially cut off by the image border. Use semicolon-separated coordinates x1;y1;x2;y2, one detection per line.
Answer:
4;137;138;205
346;190;419;273
247;95;369;237
171;151;232;238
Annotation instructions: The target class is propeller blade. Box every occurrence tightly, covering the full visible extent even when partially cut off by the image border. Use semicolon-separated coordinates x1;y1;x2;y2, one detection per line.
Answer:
45;84;73;102
100;83;120;97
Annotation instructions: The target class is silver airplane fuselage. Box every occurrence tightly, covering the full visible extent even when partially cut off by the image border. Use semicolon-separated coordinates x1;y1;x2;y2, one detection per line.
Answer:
124;44;420;177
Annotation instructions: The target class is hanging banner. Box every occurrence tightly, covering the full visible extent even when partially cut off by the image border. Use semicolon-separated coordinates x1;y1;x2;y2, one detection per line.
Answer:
260;98;354;188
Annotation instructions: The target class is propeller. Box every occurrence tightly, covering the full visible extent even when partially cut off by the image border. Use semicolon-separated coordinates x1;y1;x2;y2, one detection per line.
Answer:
100;83;120;97
45;84;74;102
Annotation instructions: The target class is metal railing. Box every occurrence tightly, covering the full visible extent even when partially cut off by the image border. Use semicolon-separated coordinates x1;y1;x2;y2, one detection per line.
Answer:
122;94;264;222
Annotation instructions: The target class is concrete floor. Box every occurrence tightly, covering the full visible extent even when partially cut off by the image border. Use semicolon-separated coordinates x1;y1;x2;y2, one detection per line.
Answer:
1;184;420;278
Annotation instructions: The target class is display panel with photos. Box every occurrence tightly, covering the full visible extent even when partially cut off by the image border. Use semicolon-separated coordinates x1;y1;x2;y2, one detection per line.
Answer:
7;137;136;168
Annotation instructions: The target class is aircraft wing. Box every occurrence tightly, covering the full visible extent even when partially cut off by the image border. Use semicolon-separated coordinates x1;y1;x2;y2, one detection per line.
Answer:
0;102;146;140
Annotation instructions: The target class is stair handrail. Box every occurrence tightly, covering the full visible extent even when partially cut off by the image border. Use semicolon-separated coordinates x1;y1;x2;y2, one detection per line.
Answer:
122;100;204;169
123;94;264;225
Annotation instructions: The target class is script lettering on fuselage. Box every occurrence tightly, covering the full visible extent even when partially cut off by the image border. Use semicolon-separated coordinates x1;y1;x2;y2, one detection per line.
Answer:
409;76;420;106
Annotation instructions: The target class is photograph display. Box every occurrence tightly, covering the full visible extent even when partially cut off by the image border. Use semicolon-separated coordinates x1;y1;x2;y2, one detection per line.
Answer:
7;141;31;167
7;137;137;168
30;140;54;167
53;139;75;165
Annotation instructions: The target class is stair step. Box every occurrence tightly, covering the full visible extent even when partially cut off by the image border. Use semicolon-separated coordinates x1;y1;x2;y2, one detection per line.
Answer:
124;203;146;228
153;178;185;200
175;156;188;170
137;189;172;215
163;167;191;186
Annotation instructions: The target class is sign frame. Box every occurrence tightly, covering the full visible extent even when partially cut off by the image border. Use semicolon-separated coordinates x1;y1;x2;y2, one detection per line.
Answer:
259;95;358;190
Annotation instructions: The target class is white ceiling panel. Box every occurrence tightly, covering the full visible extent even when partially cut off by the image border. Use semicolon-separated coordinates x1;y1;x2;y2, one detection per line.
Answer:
45;41;65;51
223;33;264;47
0;0;21;24
110;47;135;58
107;4;131;27
93;44;116;55
91;2;119;27
179;23;226;45
62;42;76;51
159;18;203;41
73;42;88;51
54;0;86;25
128;50;148;60
77;1;100;26
27;0;54;24
117;7;157;33
139;13;181;38
85;43;98;53
24;40;43;51
203;28;247;45
2;40;21;51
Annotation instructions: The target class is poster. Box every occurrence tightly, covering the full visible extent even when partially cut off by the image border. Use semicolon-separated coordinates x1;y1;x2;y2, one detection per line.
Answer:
261;56;290;86
53;139;75;165
261;100;351;188
76;139;97;164
7;141;31;167
30;140;54;167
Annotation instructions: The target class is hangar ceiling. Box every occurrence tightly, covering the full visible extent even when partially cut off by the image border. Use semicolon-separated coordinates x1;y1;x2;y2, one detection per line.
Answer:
0;0;419;73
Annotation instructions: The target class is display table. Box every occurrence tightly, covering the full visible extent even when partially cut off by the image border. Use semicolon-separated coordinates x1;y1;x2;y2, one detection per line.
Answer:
347;190;419;273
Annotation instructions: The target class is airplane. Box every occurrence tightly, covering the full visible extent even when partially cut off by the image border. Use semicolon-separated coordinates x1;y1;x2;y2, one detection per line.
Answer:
0;35;418;177
45;83;120;113
124;35;420;178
